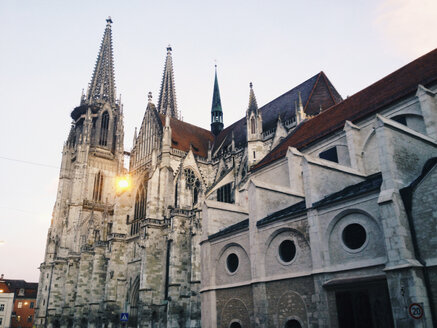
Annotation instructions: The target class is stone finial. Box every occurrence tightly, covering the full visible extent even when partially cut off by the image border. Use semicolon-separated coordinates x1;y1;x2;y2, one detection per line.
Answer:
106;16;113;24
148;91;152;103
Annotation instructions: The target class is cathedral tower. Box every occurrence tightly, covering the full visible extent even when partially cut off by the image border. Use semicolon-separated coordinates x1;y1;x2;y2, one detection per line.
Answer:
35;18;124;327
211;65;224;136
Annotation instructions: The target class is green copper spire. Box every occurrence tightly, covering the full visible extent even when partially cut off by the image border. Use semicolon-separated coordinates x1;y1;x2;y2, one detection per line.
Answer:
211;65;224;136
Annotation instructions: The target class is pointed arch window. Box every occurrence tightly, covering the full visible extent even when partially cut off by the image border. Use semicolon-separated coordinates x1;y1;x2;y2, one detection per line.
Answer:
250;117;256;134
92;171;104;202
184;168;201;205
99;111;109;146
134;183;147;220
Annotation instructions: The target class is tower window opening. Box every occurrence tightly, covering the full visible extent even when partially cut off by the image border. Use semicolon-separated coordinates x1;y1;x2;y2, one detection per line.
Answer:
92;171;104;202
99;111;109;146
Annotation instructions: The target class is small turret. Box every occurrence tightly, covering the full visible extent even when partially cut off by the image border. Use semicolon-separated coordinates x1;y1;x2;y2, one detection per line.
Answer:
211;65;224;136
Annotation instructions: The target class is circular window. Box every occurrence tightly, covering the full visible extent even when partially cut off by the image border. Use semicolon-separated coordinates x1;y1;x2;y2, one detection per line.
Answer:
230;322;242;328
342;223;367;250
279;240;296;263
226;253;239;273
285;319;302;328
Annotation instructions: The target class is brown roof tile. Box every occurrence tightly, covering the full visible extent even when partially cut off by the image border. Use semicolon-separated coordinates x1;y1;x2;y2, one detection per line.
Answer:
159;114;215;158
253;48;437;171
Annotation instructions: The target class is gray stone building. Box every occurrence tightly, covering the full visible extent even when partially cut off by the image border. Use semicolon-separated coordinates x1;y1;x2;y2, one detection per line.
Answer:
200;46;437;328
35;18;437;328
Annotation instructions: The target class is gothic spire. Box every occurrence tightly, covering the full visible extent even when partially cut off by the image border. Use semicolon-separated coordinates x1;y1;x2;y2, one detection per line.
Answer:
86;17;116;105
247;82;259;115
157;45;178;117
211;65;224;136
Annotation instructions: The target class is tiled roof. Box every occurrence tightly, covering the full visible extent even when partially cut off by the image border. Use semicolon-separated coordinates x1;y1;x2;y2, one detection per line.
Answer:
256;200;307;227
208;218;249;240
2;279;38;298
253;48;437;171
212;72;342;154
312;173;382;209
159;114;215;158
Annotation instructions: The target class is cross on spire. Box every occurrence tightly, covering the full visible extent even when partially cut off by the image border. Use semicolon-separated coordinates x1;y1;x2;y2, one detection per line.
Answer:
157;45;178;117
86;17;116;105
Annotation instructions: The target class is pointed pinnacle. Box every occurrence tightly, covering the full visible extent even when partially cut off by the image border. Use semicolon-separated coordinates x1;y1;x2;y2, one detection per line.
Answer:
298;91;303;110
247;82;258;113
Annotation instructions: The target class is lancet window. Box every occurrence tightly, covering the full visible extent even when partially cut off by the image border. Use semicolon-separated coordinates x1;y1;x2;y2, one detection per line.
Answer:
250;117;256;134
134;183;147;220
99;111;109;146
92;171;104;202
185;168;201;205
217;183;233;203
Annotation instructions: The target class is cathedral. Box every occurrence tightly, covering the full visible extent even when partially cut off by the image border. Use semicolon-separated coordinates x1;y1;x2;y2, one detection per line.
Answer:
35;18;437;328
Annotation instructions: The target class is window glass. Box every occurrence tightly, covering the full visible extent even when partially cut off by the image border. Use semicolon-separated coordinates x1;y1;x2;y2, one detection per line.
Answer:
226;253;239;273
342;223;366;250
279;240;296;263
18;301;22;308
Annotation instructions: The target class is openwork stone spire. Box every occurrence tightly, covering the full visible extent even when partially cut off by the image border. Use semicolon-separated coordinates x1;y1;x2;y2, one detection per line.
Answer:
86;17;116;105
157;45;178;117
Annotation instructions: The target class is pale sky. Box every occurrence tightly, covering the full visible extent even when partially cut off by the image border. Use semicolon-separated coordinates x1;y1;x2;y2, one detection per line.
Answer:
0;0;436;282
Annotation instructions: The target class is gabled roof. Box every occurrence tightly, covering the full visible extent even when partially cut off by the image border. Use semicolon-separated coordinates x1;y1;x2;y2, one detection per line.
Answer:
253;48;437;171
208;218;249;240
159;114;215;158
212;72;342;154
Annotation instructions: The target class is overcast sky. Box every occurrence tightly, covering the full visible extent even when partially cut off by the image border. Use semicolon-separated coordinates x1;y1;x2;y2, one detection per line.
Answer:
0;0;436;282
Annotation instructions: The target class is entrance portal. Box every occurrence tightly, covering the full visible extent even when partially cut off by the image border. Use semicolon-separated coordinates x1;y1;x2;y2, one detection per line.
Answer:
334;280;394;328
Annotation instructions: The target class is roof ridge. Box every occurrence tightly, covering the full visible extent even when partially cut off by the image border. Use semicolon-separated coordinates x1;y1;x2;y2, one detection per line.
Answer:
259;72;321;110
159;113;213;135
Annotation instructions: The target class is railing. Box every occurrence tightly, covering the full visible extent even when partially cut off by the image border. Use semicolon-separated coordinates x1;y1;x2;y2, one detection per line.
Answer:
108;233;126;240
171;148;187;157
170;208;194;217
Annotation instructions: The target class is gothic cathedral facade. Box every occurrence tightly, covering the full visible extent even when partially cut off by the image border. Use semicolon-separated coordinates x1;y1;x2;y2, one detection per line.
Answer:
35;18;437;328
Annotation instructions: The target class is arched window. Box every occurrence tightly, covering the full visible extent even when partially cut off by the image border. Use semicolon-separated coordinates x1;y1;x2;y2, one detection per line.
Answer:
250;117;256;134
134;184;146;220
174;183;178;208
92;171;104;202
99;111;109;146
184;168;201;206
